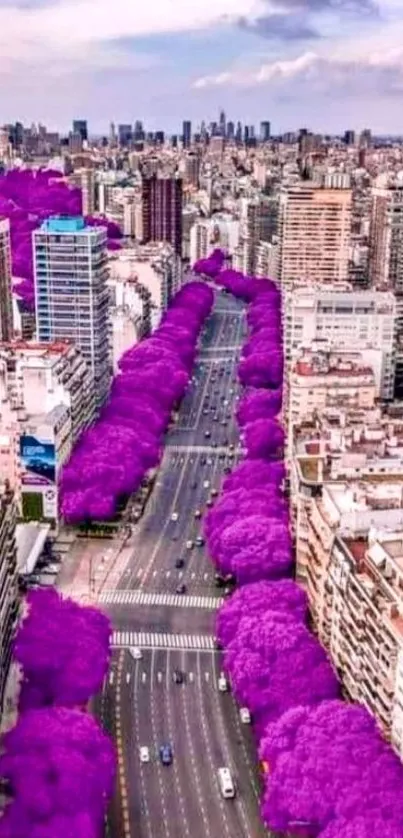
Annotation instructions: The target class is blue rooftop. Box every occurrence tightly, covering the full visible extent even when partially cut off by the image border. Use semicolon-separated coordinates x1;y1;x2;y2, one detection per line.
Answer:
40;216;86;233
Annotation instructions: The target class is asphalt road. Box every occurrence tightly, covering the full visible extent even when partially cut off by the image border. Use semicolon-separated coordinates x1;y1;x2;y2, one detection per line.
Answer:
96;292;268;838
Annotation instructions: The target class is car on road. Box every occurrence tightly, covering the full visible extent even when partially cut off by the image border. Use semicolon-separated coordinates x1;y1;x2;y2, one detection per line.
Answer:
194;510;202;519
195;536;204;547
191;481;198;489
139;746;150;763
217;767;236;799
159;744;173;766
211;488;218;497
175;558;185;569
186;540;193;550
203;480;210;489
240;708;251;724
218;674;229;692
171;512;179;522
204;430;211;438
133;648;143;660
176;583;187;594
173;669;184;684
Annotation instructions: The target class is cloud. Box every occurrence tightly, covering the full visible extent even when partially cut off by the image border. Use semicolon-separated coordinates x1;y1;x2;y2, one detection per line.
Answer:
238;12;319;39
193;44;403;96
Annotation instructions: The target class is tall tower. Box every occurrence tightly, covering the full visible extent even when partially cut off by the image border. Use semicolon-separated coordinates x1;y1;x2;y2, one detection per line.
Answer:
72;120;88;142
33;216;111;407
369;184;403;397
141;176;183;255
182;121;192;149
0;218;13;341
278;183;352;290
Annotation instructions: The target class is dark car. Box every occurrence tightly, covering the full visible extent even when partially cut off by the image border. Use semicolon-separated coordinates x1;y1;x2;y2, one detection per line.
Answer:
175;558;185;569
173;669;184;684
191;481;198;489
159;744;173;766
176;583;186;594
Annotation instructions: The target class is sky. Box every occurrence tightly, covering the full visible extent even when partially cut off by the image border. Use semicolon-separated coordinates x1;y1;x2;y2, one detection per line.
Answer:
1;0;403;135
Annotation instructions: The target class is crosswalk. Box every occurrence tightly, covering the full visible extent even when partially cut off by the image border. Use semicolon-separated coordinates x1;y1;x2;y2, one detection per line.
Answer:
112;631;216;651
99;590;222;610
166;445;242;455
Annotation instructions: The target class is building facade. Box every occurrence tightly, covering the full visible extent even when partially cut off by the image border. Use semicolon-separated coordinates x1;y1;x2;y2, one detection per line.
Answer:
0;219;13;342
141;176;183;255
278;184;352;289
33;216;112;406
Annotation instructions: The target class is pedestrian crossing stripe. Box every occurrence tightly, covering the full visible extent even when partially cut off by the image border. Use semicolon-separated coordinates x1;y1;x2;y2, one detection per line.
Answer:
112;631;216;651
98;591;223;610
166;445;242;454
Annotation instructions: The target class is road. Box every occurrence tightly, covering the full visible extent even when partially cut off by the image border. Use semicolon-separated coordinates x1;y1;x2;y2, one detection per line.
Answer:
95;292;268;838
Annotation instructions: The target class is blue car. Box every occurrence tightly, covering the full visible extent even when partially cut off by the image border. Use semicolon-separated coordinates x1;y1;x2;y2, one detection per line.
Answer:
159;744;173;766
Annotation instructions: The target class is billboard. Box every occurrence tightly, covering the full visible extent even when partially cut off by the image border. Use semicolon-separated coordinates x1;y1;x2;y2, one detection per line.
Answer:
20;434;56;487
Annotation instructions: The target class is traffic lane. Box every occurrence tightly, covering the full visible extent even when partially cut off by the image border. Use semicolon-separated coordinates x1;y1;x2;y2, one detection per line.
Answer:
124;452;193;589
118;652;155;838
94;653;126;838
188;651;238;838
134;649;171;838
154;648;194;838
106;604;217;637
206;654;267;838
167;650;210;837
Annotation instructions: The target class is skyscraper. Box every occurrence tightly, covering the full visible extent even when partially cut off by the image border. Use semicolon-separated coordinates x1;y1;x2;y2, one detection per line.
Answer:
0;218;13;341
141;176;183;255
118;124;133;147
34;216;111;406
260;121;271;142
72;120;88;142
369;185;403;397
219;110;226;138
182;121;192;149
278;183;352;290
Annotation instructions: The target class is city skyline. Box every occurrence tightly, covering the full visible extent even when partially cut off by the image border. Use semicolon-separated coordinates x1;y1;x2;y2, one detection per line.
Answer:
1;0;403;133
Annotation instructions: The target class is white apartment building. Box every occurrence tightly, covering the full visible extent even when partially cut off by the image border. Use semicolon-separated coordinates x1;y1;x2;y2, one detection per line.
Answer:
0;483;18;715
189;216;240;264
34;216;112;407
305;481;403;759
278;183;352;289
0;341;95;527
289;352;377;430
68;168;95;216
109;243;181;357
284;288;396;400
369;184;403;398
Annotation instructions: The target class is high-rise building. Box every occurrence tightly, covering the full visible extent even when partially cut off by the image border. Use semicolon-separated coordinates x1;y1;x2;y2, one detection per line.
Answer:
68;168;95;216
0;482;18;715
141;176;183;255
344;129;355;146
260;121;271;142
369;185;403;398
182;121;192;149
72;120;88;142
219;110;226;138
278;183;352;290
33;216;111;406
284;287;396;401
0;219;13;342
118;124;133;147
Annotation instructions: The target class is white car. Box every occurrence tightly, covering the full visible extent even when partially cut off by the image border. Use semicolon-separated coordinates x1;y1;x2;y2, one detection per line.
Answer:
139;746;150;763
171;512;179;522
240;707;251;724
133;648;143;660
186;540;194;550
218;674;228;692
203;480;210;489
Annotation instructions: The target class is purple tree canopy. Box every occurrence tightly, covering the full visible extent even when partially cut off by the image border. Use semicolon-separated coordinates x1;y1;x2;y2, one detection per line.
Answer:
216;579;308;647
